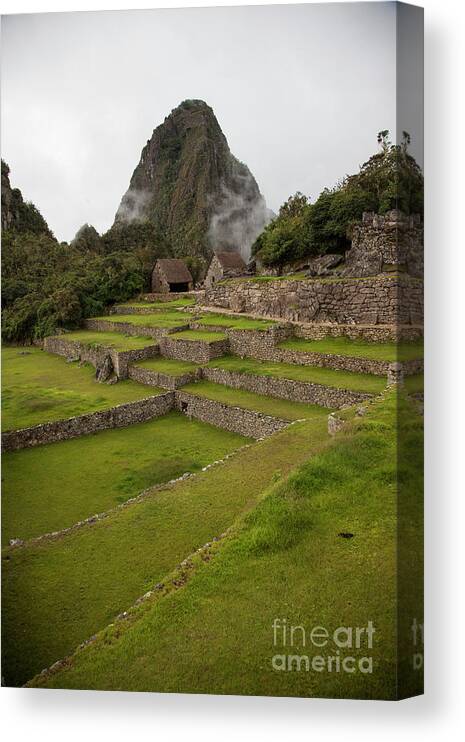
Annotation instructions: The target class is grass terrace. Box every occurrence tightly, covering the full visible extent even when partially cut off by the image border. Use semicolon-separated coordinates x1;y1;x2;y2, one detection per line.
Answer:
134;357;200;376
117;297;196;309
279;336;424;362
2;411;247;543
206;355;386;394
169;329;228;343
181;380;330;420
196;313;276;331
3;416;330;687
95;312;188;329
62;330;156;352
29;391;423;699
404;374;424;395
1;346;158;431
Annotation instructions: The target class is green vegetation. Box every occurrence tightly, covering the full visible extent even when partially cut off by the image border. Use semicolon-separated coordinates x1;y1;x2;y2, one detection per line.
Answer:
29;391;423;699
118;297;195;309
135;357;200;376
2;411;247;543
2;416;330;687
404;374;424;394
181;380;331;420
206;355;386;394
252;131;423;267
61;330;156;352
170;329;228;343
1;346;158;431
95;312;188;329
279;336;424;362
196;313;276;331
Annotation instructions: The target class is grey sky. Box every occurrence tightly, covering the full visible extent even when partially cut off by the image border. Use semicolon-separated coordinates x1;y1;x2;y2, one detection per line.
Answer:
1;2;417;243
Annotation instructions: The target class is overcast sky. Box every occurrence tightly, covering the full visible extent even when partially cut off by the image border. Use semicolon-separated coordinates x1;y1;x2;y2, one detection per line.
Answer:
1;2;421;243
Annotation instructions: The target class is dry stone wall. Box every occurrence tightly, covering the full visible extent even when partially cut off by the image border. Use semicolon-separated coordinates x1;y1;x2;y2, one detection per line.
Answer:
343;211;423;278
292;323;423;342
128;364;201;390
205;274;423;327
84;318;189;340
2;393;175;452
43;335;159;379
175;391;288;438
202;367;372;408
160;336;230;363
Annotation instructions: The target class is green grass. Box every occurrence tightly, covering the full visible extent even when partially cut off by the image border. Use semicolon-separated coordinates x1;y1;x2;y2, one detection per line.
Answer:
2;411;247;544
181;380;331;420
29;390;423;699
2;416;330;687
404;374;424;394
169;329;228;343
95;312;188;329
206;355;385;394
196;313;276;331
118;297;196;309
134;357;200;376
62;330;156;351
1;346;159;431
279;336;424;362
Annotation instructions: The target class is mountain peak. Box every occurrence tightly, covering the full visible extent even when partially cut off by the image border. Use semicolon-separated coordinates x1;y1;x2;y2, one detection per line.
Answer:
113;101;270;261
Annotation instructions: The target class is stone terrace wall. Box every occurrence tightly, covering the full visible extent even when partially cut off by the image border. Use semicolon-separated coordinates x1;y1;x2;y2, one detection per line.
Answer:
128;364;201;390
2;393;175;452
175;391;288;439
202;367;372;409
205;274;423;327
43;335;159;379
84;318;189;340
207;327;422;377
292;323;423;342
160;336;230;363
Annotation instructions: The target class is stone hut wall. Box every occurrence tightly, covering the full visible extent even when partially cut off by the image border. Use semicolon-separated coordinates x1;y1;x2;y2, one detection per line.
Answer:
175;391;288;439
201;367;372;409
343;211;423;278
2;393;175;452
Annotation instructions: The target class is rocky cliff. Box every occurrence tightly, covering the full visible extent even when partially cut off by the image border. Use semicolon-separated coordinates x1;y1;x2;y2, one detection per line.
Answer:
1;160;53;237
112;100;270;261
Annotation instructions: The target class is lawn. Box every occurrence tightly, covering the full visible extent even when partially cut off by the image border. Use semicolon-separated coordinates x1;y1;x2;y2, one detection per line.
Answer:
2;411;248;544
95;312;188;329
62;330;156;351
118;297;196;309
169;329;228;343
196;313;276;331
206;355;386;394
2;416;330;687
1;346;159;431
404;374;424;394
279;336;424;362
181;380;331;420
29;391;423;699
134;357;200;376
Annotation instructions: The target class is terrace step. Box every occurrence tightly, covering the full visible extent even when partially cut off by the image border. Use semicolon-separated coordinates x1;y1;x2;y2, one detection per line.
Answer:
44;332;159;379
84;316;189;340
160;331;230;364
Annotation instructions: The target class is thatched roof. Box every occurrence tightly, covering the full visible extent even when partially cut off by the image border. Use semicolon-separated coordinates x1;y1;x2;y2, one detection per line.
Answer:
155;258;193;283
215;251;247;271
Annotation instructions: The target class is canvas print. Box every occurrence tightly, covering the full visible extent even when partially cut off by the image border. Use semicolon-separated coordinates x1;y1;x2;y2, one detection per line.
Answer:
1;2;424;699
